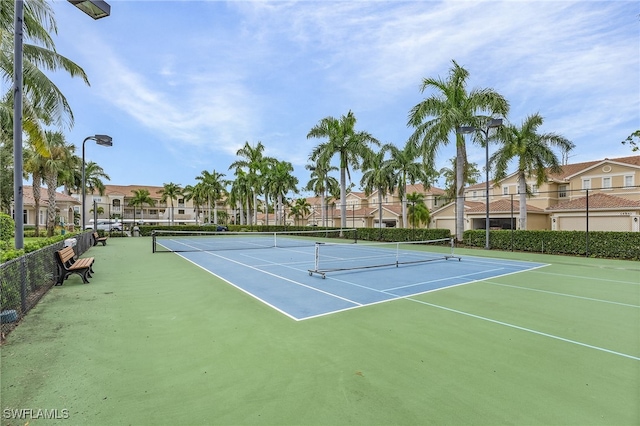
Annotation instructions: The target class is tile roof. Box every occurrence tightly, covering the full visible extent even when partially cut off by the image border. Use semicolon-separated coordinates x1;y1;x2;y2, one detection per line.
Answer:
22;186;80;207
546;193;640;211
100;184;167;198
547;155;640;181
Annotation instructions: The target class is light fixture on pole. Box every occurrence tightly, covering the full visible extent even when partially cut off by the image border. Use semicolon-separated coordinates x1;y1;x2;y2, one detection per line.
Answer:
82;135;112;231
458;119;503;250
67;0;111;19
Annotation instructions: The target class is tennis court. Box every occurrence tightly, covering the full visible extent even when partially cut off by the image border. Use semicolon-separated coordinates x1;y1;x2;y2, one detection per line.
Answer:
154;230;549;320
1;235;638;425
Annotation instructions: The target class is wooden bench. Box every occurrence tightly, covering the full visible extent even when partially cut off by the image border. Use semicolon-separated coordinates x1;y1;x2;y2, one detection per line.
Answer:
93;232;108;246
55;246;95;285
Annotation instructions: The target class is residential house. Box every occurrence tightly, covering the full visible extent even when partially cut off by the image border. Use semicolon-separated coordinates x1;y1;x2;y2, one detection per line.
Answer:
17;186;80;229
461;155;640;233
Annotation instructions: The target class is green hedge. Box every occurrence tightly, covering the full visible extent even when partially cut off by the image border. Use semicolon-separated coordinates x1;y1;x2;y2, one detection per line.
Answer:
463;230;640;260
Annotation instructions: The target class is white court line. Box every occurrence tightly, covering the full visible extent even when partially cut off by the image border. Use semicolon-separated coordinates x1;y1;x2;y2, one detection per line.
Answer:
383;267;506;292
483;281;640;308
198;250;364;306
531;270;640;285
407;298;640;361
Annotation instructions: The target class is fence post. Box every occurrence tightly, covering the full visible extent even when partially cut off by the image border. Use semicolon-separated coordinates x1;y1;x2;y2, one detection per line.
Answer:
20;256;27;314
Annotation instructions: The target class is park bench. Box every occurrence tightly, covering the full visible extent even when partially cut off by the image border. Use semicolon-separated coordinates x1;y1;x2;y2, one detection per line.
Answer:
55;246;95;285
93;232;108;246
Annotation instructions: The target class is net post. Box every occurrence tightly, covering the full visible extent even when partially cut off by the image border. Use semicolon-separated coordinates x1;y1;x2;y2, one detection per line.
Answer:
152;230;156;253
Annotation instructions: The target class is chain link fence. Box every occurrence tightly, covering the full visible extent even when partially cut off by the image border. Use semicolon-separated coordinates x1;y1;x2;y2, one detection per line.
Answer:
1;232;94;340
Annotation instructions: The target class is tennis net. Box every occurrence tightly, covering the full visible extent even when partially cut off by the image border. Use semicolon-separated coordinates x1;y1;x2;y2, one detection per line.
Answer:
308;237;460;278
152;228;358;253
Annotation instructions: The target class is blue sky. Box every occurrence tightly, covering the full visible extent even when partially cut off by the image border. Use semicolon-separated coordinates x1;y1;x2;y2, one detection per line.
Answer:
46;0;639;194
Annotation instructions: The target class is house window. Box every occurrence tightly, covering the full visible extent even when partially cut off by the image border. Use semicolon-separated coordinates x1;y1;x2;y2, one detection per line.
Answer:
602;177;611;189
472;191;477;199
532;184;538;194
178;209;185;215
149;209;157;215
39;210;46;226
502;186;509;196
113;199;121;207
624;175;634;187
582;179;591;190
558;185;567;198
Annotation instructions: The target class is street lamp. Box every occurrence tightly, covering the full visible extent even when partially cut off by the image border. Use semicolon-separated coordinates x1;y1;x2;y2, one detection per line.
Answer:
82;135;112;231
458;118;503;249
12;0;111;249
67;0;111;19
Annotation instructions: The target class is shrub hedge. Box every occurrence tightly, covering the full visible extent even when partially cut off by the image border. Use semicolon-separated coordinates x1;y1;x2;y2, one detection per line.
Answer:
463;229;640;260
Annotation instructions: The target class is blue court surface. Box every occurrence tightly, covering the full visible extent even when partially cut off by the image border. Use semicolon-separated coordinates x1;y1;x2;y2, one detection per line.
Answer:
160;239;548;320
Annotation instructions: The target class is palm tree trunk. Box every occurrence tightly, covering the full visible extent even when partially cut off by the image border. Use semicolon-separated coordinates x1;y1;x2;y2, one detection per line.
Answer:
518;173;527;230
455;141;466;242
32;173;41;236
45;176;57;237
321;191;326;227
340;166;347;229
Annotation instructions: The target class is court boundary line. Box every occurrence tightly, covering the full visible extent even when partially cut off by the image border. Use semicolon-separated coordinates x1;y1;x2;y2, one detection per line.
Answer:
483;280;640;308
407;297;640;361
531;270;640;285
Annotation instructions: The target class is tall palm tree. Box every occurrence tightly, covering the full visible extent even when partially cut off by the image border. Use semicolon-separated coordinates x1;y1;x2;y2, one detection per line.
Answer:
229;142;271;226
360;144;394;230
80;161;110;197
385;141;428;228
230;169;250;225
490;113;574;230
42;131;75;236
196;169;227;224
406;192;430;228
128;189;155;225
308;110;380;229
305;160;339;228
408;60;509;241
267;160;298;226
23;145;46;235
1;0;91;155
183;183;207;225
159;182;182;226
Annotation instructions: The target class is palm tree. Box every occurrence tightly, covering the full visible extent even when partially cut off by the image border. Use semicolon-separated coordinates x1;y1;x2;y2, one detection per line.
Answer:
308;110;380;229
385;141;428;228
229;142;272;226
159;182;182;226
128;189;155;225
267;160;298;226
80;161;110;197
360;145;394;230
23;145;46;235
408;60;509;241
42;131;75;236
305;160;339;228
406;192;430;228
182;183;207;225
438;156;481;203
491;113;574;230
1;0;91;155
230;169;250;225
196;169;227;224
289;198;311;226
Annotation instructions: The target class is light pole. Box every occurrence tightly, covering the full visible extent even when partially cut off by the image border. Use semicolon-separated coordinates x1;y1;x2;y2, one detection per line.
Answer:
12;0;110;249
82;135;112;231
459;118;503;249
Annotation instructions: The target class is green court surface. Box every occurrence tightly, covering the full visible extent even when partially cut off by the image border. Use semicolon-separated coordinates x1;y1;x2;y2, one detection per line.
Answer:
1;237;638;425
